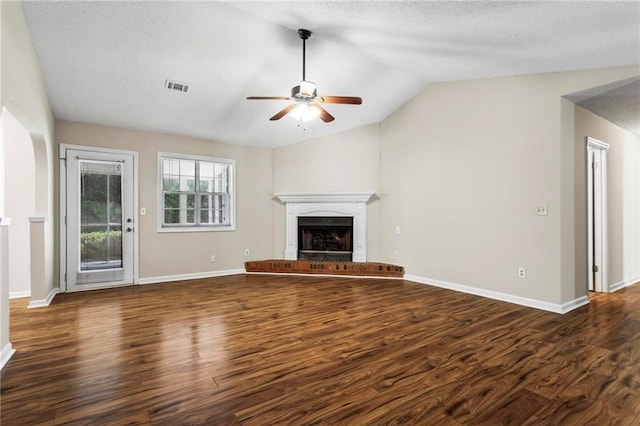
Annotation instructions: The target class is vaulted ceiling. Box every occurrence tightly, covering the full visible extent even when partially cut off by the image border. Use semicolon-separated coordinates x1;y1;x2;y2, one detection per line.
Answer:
21;1;640;147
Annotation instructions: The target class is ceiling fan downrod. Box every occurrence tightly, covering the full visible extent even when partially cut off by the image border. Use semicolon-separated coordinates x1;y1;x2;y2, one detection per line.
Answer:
298;29;311;82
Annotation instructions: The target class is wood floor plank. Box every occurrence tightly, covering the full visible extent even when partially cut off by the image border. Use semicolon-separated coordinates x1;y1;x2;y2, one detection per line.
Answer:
467;388;549;425
1;275;639;424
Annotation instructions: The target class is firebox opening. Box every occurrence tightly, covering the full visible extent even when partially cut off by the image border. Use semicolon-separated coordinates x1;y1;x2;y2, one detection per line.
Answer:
298;216;353;261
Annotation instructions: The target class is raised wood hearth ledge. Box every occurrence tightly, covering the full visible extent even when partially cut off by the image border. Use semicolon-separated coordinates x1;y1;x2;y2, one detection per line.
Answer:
245;259;404;278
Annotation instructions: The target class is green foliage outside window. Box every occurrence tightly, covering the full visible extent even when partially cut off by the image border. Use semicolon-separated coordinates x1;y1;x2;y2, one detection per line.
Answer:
79;165;123;266
81;174;122;224
80;230;122;263
161;155;232;227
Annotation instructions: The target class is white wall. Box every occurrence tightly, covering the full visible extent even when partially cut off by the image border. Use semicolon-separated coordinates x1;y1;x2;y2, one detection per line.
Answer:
380;75;564;304
379;67;639;308
1;0;55;366
272;123;381;260
2;110;35;297
574;106;640;290
55;120;273;280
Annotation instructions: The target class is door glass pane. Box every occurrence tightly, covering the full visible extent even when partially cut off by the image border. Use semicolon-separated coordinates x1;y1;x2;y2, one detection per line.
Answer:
79;161;123;271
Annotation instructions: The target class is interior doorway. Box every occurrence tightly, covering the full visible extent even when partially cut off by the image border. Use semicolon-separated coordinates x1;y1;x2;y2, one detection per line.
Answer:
587;137;609;292
60;145;138;292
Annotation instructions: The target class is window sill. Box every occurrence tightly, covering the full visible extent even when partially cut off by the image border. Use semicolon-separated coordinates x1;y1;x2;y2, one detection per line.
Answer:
157;225;236;233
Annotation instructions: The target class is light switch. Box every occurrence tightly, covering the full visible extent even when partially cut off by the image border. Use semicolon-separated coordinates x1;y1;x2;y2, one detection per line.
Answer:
140;207;147;216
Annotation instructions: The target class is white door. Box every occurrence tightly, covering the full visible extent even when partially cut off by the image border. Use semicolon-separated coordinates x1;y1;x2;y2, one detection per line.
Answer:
587;138;609;292
64;148;135;291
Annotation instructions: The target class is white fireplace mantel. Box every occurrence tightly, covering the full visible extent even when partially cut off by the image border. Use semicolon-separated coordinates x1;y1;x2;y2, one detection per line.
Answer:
274;192;375;262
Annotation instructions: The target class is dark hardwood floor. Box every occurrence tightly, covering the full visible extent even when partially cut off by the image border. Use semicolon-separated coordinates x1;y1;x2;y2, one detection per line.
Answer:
1;274;639;425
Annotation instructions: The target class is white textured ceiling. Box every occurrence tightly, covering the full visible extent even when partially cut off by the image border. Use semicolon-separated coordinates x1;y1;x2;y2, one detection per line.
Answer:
21;1;640;147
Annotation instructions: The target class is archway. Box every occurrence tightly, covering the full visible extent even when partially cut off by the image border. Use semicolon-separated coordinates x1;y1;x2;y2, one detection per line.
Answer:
0;106;50;369
1;108;36;299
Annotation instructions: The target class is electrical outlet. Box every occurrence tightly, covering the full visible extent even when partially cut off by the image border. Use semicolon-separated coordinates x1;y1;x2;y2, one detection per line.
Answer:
210;255;216;263
395;226;400;234
535;204;549;216
394;251;399;260
518;267;526;278
244;249;250;256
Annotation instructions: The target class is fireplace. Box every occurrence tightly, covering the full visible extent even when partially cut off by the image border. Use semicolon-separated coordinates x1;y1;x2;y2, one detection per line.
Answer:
298;217;353;261
274;192;375;262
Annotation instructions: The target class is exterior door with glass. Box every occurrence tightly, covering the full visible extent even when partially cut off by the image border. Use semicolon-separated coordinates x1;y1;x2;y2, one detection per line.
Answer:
64;148;135;291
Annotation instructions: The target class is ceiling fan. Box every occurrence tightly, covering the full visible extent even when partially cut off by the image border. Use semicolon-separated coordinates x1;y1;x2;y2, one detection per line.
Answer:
246;28;362;123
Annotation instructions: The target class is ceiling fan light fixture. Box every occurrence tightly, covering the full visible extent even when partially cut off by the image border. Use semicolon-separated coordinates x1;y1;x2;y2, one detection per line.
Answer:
289;102;320;122
246;27;361;123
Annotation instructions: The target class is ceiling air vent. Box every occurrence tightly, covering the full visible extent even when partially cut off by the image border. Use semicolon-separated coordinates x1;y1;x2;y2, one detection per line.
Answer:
165;80;189;93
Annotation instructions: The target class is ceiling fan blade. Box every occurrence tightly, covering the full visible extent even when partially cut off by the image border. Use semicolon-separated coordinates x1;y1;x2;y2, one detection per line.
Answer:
317;96;362;105
247;96;290;101
270;104;296;121
314;104;335;122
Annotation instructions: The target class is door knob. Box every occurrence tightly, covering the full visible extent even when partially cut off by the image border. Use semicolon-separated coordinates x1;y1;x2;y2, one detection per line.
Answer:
127;227;133;232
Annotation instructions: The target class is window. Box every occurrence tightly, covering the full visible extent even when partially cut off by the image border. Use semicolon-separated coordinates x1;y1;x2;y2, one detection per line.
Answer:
158;152;235;232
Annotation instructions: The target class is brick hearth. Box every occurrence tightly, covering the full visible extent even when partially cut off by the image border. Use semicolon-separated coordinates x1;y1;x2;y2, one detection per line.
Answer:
245;259;404;278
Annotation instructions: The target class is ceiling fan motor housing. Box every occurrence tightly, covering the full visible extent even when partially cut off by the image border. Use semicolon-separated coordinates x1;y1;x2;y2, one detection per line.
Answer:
292;80;317;99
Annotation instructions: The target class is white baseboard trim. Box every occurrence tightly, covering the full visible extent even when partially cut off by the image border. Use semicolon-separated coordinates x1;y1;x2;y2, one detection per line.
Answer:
558;295;590;313
28;287;60;308
405;274;587;314
610;276;640;293
138;269;246;285
9;291;31;299
0;343;16;370
245;271;405;280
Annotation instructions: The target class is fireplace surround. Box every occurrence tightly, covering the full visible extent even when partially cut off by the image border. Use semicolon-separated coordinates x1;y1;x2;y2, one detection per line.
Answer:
274;192;374;262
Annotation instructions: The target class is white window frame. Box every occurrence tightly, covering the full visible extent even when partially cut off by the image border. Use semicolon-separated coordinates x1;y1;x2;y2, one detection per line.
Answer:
157;152;236;233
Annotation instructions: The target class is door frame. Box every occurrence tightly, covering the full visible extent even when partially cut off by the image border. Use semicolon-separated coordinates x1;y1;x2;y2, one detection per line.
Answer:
59;144;139;292
586;137;609;293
